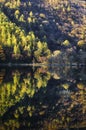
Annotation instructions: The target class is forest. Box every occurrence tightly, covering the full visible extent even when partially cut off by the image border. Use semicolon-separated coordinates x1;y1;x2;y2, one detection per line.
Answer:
0;0;86;64
0;1;86;130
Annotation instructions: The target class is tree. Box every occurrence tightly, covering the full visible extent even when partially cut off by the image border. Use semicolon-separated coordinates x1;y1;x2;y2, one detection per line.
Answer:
15;10;20;19
13;45;20;58
62;40;70;47
19;14;25;22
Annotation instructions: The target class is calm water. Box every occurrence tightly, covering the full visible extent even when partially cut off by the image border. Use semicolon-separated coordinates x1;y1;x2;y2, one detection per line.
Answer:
0;66;86;130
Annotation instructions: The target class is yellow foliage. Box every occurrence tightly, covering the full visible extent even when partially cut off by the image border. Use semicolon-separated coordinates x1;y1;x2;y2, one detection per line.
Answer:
28;17;32;23
53;74;60;80
29;11;33;17
77;40;85;47
14;113;19;118
31;89;35;96
77;83;84;89
62;40;70;46
53;50;61;56
37;41;42;49
12;85;16;94
28;2;31;6
29;111;32;117
62;83;69;89
37;80;42;88
15;10;20;16
39;13;46;18
19;14;24;22
27;106;31;111
39;111;45;115
67;6;71;11
5;2;11;7
21;86;26;94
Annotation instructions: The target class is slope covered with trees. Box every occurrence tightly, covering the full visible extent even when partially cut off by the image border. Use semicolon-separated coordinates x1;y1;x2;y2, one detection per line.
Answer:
0;0;86;63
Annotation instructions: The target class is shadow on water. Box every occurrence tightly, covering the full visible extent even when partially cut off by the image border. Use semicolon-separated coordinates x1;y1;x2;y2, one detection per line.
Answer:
0;65;86;130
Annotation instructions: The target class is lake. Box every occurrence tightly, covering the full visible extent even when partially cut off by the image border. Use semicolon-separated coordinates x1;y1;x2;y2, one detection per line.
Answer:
0;66;86;130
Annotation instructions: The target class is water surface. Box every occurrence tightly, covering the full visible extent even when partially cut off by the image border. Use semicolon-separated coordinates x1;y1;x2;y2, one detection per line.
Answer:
0;66;86;130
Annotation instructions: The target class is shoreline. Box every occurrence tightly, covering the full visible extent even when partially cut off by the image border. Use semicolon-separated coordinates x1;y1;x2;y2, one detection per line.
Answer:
0;63;86;67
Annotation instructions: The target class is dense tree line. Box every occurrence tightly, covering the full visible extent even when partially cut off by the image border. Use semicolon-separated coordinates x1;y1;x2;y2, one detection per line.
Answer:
0;0;86;63
0;9;50;63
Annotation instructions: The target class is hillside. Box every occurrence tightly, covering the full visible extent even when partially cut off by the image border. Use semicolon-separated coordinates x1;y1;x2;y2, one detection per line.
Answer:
0;0;86;63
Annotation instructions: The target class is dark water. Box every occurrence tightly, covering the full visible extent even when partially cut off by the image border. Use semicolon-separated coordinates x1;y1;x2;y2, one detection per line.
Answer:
0;66;86;130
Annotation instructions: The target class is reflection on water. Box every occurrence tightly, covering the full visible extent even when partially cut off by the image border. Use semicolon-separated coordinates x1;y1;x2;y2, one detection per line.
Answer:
0;66;86;130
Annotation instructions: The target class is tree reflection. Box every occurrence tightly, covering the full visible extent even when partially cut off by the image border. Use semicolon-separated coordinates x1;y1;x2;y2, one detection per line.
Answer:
0;66;86;130
0;67;51;117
